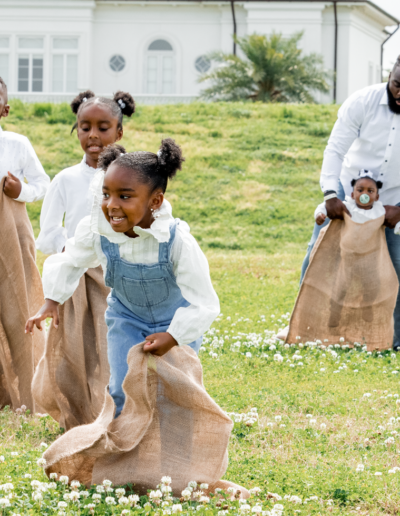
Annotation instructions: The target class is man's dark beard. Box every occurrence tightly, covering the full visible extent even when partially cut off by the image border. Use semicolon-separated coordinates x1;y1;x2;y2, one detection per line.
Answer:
387;83;400;114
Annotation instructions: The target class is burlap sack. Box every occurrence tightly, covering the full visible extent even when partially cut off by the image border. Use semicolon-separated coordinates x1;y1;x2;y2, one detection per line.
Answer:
32;267;110;430
0;177;45;411
287;214;398;350
44;344;249;498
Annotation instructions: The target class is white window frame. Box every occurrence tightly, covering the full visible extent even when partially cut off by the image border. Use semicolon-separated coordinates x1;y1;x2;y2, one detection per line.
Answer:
51;37;79;93
0;37;10;86
145;40;175;95
17;37;44;93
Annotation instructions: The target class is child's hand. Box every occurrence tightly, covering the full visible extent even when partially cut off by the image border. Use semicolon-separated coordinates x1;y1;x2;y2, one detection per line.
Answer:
3;172;22;199
316;213;327;226
143;332;178;356
25;299;60;335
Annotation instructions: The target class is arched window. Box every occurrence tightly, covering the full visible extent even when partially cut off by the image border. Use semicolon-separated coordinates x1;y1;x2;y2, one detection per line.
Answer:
146;39;175;94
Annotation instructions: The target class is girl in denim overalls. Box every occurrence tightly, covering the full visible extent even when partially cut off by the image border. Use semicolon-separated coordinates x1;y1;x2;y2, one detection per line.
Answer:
27;140;220;417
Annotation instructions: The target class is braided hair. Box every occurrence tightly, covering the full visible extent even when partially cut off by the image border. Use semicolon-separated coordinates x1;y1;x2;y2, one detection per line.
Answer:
70;90;135;132
99;139;185;193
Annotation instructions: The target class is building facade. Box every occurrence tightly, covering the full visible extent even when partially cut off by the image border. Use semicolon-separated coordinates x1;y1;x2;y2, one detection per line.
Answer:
0;0;397;104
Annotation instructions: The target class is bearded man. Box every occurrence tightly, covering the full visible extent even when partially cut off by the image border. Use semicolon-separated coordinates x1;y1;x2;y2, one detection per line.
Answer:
289;58;400;348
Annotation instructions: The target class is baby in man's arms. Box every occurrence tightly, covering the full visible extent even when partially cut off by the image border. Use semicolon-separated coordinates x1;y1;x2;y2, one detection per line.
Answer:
315;169;400;233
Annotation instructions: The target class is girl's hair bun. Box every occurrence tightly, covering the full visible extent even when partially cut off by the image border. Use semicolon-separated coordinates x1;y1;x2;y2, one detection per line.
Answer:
98;144;126;171
113;91;135;117
70;90;95;114
157;138;185;180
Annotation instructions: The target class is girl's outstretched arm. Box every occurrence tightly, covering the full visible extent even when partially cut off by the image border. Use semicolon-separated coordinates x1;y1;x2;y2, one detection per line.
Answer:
25;299;60;335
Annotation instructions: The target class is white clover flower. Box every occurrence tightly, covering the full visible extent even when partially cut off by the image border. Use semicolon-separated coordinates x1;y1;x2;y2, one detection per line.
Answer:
188;481;197;489
385;437;395;445
249;487;261;495
10;452;18;457
40;442;48;449
0;499;10;508
31;480;41;488
161;476;172;485
320;423;326;430
105;496;116;505
358;465;365;473
121;511;130;516
59;475;69;485
252;505;262;514
1;483;13;493
274;354;283;363
150;490;163;500
48;482;57;490
85;504;96;510
129;494;140;505
227;487;236;494
92;494;102;500
240;504;251;512
70;480;80;490
199;496;210;503
118;496;130;505
0;457;4;463
246;352;252;358
49;472;57;480
116;488;126;497
375;472;383;476
199;483;208;490
69;491;80;502
103;479;113;487
306;414;312;419
32;492;43;502
63;493;72;501
24;474;32;479
289;495;302;504
181;489;192;500
96;485;105;493
309;419;317;425
363;393;371;398
172;504;183;513
275;415;282;422
215;488;222;493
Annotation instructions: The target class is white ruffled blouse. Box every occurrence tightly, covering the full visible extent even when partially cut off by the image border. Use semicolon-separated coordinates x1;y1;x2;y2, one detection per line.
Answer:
36;156;98;254
42;170;220;346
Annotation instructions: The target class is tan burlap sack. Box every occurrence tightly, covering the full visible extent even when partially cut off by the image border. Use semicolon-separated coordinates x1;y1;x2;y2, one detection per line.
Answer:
287;214;398;350
0;177;45;411
44;344;249;498
32;266;110;430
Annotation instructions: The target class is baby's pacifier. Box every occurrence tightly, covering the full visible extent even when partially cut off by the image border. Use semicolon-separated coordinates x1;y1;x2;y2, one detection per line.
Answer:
360;194;370;204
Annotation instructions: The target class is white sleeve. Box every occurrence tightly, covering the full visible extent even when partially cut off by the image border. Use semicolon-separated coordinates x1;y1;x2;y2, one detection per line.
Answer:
15;137;50;203
36;175;68;254
314;202;327;220
320;92;365;193
167;223;220;346
42;216;101;304
395;222;400;236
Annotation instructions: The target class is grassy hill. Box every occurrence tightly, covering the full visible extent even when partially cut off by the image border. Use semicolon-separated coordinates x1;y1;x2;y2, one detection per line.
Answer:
6;99;338;319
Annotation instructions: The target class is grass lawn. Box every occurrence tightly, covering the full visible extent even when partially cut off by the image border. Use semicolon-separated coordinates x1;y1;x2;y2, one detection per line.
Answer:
1;101;400;515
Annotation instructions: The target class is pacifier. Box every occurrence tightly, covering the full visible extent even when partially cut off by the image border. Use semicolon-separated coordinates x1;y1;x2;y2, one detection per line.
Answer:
360;194;370;204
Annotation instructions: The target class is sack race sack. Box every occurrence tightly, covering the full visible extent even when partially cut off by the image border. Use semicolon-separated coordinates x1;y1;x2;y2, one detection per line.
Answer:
32;266;110;430
0;177;45;411
287;215;398;350
43;344;249;498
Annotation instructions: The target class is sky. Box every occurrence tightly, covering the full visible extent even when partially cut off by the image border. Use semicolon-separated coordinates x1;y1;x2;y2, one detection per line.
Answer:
373;0;400;71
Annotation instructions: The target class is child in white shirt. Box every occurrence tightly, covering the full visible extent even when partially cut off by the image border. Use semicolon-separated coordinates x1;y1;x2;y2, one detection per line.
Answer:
0;77;49;412
314;169;393;228
32;90;135;430
26;140;220;418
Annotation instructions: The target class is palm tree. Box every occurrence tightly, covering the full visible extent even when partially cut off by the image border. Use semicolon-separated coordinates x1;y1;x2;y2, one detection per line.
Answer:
199;32;331;103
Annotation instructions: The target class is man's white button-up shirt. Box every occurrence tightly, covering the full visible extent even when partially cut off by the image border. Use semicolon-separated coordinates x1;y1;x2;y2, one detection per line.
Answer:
321;83;400;205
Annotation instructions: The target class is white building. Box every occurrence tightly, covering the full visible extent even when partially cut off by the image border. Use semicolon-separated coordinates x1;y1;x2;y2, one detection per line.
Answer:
0;0;397;104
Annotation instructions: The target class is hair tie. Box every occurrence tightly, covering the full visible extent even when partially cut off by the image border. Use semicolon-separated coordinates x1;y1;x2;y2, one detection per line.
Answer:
82;97;88;102
358;169;375;180
118;99;126;109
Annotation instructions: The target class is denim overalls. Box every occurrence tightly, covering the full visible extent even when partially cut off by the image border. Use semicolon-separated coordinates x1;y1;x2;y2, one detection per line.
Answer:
100;220;202;417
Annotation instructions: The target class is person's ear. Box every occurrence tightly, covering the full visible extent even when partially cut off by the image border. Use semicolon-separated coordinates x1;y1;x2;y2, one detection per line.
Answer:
150;190;164;212
116;127;123;142
351;192;354;199
1;104;10;118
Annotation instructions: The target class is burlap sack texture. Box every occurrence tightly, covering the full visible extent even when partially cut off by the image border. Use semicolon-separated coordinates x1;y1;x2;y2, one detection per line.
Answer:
287;214;398;350
32;267;110;430
0;177;45;411
44;344;249;498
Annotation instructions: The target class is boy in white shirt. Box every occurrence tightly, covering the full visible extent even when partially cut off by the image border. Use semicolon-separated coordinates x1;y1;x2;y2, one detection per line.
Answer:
0;77;49;412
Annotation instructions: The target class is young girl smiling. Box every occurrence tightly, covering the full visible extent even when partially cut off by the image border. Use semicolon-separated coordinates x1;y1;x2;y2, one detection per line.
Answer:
33;90;135;429
27;140;220;418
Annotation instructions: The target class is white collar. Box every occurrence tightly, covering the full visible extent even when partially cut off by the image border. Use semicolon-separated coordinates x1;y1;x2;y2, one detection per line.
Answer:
81;155;98;176
0;126;3;133
345;195;385;219
380;85;389;106
89;169;174;244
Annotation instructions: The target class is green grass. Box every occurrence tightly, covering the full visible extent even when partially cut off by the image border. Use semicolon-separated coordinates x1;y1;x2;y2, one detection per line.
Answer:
3;101;400;515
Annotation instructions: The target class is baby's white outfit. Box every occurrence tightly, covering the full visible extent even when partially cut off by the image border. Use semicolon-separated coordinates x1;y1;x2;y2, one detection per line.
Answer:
314;196;400;233
42;170;220;347
36;156;97;254
0;126;49;202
